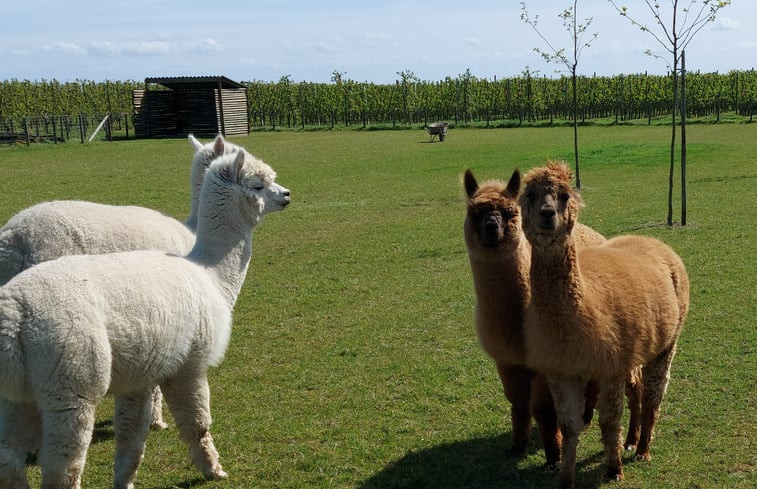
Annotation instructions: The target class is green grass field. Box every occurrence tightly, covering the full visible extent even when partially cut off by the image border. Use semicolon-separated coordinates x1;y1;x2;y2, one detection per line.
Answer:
0;124;754;488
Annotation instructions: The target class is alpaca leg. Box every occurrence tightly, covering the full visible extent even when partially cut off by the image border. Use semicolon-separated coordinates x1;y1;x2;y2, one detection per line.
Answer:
547;375;585;489
624;367;643;451
582;380;600;429
496;362;534;455
636;346;677;461
161;372;227;480
150;386;169;430
598;381;625;482
37;400;97;489
530;374;561;468
0;399;39;489
113;390;153;489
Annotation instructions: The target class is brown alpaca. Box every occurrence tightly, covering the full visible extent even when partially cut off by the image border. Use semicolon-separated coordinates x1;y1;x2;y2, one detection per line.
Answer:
519;162;689;489
464;169;629;468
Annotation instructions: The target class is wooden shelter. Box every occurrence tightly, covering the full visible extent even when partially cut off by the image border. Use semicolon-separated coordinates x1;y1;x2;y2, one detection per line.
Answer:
133;76;249;138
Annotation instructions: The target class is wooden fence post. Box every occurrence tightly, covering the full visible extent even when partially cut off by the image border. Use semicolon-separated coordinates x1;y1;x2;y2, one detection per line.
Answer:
24;118;30;146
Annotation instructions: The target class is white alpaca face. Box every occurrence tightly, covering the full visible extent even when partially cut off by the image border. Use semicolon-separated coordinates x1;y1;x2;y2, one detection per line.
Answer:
237;155;291;217
254;178;291;215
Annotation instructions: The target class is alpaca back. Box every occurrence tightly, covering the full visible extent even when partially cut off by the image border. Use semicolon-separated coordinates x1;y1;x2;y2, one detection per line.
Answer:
0;249;230;400
0;201;195;286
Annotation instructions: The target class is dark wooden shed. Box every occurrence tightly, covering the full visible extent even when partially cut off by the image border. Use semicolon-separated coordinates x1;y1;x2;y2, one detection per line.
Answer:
132;76;249;138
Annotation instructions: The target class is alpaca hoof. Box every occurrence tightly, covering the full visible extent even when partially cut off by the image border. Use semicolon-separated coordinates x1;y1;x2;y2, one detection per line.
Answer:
635;452;652;462
624;444;636;452
544;461;561;471
150;420;169;431
604;471;624;482
206;468;228;480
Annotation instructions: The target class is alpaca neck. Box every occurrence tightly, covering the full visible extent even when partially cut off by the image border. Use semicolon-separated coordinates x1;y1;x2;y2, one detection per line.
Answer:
187;194;256;308
184;175;205;232
529;235;584;316
469;237;531;321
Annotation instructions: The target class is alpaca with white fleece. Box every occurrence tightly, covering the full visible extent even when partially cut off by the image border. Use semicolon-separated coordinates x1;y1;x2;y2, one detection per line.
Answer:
0;134;239;430
0;149;290;489
0;134;238;284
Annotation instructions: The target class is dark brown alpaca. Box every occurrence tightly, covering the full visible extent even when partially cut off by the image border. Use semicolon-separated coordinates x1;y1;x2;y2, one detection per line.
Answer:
520;162;689;489
464;169;626;468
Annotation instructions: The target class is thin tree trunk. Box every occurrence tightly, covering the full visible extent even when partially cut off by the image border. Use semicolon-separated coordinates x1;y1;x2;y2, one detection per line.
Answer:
681;50;687;226
572;69;580;189
668;63;678;227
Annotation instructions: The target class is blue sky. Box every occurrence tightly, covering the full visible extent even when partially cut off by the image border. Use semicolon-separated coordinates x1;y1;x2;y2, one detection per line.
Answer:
2;1;754;83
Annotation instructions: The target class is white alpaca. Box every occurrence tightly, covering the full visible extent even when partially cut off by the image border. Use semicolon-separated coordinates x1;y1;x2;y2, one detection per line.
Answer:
0;134;238;283
0;134;239;430
0;149;290;489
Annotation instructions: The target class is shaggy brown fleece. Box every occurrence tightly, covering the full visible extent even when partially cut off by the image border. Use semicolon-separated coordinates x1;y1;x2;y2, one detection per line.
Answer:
463;169;640;468
519;161;689;489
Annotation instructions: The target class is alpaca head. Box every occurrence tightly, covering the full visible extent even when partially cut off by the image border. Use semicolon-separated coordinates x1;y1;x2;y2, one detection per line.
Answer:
519;161;583;247
189;134;242;196
186;135;245;230
463;169;523;252
203;150;290;226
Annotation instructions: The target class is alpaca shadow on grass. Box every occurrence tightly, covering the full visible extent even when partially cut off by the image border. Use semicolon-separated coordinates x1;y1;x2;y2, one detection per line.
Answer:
153;476;207;489
357;431;612;489
26;420;116;466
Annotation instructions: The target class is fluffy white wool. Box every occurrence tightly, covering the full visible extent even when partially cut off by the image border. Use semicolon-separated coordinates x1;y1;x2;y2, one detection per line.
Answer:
0;149;290;489
0;135;239;285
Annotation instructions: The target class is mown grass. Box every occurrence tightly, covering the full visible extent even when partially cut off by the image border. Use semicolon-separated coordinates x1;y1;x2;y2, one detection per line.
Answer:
0;124;754;488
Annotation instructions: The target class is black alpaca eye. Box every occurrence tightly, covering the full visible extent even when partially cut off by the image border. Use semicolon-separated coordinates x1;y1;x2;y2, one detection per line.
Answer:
558;193;570;203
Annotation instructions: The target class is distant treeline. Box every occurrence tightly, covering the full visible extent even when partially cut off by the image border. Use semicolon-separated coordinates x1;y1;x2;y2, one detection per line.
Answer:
1;70;756;129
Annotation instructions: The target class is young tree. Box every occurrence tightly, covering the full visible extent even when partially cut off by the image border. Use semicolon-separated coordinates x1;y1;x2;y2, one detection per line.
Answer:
521;1;598;189
609;0;731;225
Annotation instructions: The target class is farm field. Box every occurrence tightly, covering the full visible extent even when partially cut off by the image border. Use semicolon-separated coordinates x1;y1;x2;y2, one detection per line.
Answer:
0;125;754;488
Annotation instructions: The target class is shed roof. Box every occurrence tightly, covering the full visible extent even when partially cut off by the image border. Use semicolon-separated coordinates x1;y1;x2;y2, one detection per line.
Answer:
144;76;245;90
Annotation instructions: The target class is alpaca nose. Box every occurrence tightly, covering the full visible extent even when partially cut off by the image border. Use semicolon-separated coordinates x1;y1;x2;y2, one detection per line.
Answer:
540;204;556;220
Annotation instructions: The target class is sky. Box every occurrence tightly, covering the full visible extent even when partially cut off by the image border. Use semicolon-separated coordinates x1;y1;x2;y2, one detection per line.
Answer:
2;1;754;84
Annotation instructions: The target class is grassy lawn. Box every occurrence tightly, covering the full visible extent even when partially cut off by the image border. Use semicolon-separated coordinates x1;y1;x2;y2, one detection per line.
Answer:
0;124;754;488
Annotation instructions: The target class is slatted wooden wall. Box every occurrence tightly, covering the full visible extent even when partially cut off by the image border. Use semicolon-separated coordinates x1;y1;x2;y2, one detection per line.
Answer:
133;87;248;138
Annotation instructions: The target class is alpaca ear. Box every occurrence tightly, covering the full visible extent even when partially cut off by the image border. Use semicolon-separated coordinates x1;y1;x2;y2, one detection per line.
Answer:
231;150;246;184
464;169;478;198
505;169;521;197
213;135;226;157
189;134;203;151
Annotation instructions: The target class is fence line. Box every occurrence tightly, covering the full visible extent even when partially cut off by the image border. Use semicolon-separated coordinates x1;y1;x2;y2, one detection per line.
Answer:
0;113;133;146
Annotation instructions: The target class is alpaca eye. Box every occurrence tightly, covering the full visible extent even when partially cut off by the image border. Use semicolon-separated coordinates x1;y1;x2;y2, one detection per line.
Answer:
252;184;265;191
558;193;570;203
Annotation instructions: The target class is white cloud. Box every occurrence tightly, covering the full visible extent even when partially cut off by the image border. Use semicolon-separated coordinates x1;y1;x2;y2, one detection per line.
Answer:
461;37;481;47
714;17;739;30
44;41;87;55
191;38;222;52
734;40;757;51
89;40;172;56
9;48;32;56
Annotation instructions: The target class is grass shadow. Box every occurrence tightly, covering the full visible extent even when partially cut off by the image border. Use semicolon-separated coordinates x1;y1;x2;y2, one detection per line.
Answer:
358;433;614;489
153;476;207;489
